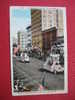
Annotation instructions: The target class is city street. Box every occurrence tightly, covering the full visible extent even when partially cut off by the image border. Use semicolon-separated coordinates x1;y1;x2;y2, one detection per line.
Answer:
13;56;64;92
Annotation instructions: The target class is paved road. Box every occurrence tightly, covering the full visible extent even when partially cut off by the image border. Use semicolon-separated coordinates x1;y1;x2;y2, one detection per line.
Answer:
13;56;64;91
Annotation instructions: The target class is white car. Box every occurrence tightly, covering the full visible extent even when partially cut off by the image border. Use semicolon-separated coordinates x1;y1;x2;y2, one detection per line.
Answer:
24;53;30;63
20;52;30;63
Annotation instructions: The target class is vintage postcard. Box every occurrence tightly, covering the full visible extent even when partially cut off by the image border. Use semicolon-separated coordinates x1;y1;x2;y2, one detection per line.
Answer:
10;6;68;96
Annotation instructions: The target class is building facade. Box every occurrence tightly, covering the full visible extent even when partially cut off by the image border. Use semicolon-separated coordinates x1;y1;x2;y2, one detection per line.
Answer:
13;37;18;46
42;8;57;31
31;9;43;50
26;25;32;49
42;8;64;38
56;9;64;40
18;31;26;51
42;8;64;49
42;9;57;51
17;31;27;51
17;29;32;51
31;8;64;52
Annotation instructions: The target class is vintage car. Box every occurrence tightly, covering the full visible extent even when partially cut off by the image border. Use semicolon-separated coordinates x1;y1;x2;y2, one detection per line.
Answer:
42;42;64;74
20;52;30;63
43;57;64;74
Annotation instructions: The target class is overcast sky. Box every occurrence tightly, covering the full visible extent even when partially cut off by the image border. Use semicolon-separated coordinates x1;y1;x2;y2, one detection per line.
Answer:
10;7;31;38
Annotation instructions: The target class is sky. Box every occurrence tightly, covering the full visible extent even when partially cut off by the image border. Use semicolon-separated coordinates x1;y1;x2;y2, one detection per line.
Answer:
10;7;31;38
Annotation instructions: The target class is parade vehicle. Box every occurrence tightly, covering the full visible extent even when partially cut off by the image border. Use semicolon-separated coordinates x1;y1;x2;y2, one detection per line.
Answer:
42;42;64;74
43;57;64;74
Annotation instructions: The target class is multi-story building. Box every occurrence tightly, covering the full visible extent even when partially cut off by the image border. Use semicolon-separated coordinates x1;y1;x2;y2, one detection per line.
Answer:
56;9;64;41
42;8;64;42
13;37;18;46
31;9;43;50
17;31;27;51
31;8;64;52
41;8;58;51
19;31;26;51
17;29;32;51
42;8;57;31
17;31;21;45
26;25;32;49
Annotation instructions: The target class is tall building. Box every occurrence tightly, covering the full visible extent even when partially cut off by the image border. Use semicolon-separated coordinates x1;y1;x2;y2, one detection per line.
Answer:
42;8;57;31
42;8;58;51
26;25;32;48
13;37;18;45
17;31;21;45
56;9;64;39
17;29;32;51
31;9;43;50
17;31;28;51
42;8;64;41
18;31;26;51
31;8;64;52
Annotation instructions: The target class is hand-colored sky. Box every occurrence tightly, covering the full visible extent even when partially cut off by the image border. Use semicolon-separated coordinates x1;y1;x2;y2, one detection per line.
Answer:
10;7;31;38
